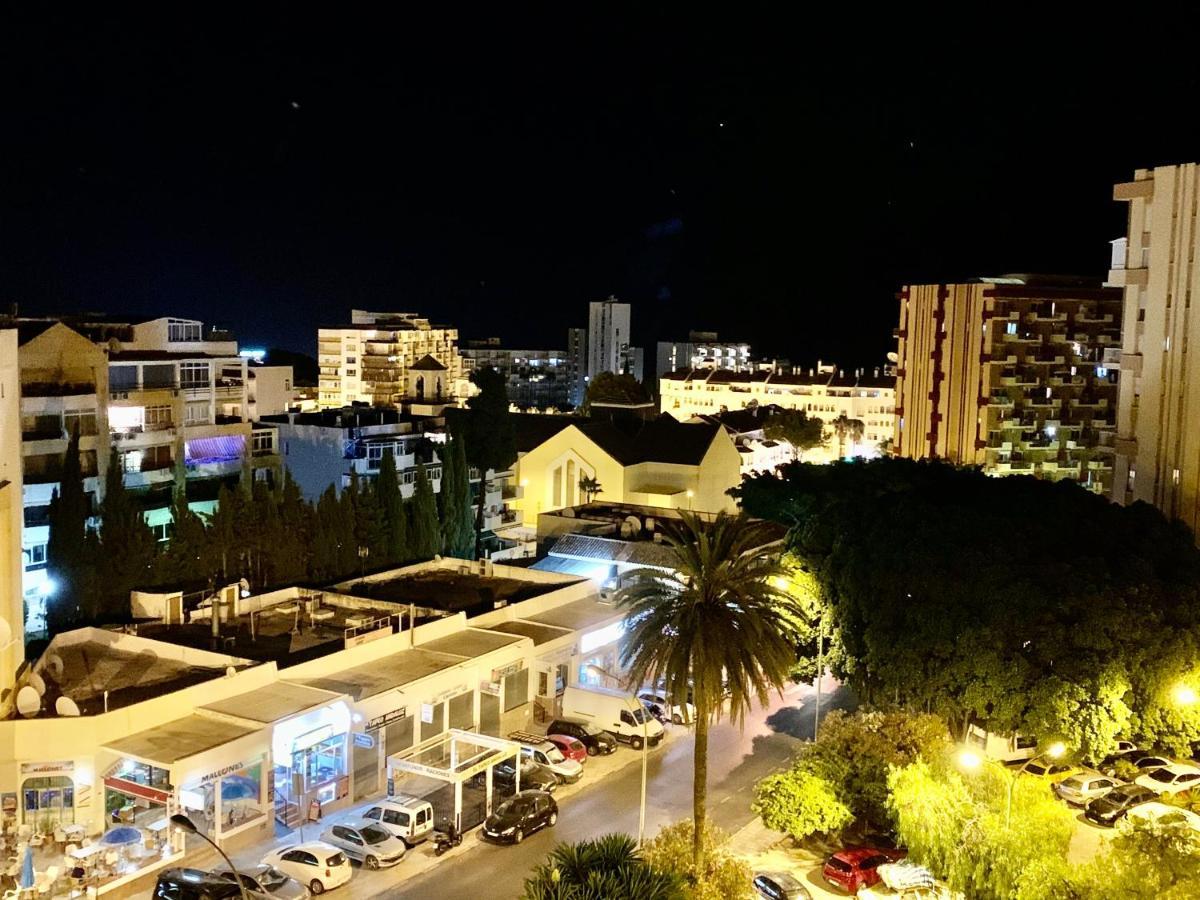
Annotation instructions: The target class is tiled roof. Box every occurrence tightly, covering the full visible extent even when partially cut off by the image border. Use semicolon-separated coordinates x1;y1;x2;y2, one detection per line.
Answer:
410;354;448;371
549;534;680;570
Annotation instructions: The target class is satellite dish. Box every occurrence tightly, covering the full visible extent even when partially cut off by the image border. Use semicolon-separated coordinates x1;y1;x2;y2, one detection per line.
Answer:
55;696;80;717
28;672;46;696
0;616;11;646
622;516;642;538
225;667;237;678
16;687;40;718
45;654;64;679
644;517;656;533
887;351;899;363
238;577;251;598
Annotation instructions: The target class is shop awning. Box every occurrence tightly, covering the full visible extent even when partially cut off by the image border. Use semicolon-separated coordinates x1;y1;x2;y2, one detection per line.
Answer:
102;714;261;769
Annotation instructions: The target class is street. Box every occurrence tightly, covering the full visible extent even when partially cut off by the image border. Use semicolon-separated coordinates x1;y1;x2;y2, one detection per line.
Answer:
277;678;848;899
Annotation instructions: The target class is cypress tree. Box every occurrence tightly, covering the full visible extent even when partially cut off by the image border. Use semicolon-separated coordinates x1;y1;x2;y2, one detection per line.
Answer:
465;367;517;558
159;480;209;586
440;435;475;559
409;461;440;560
336;475;360;577
375;448;408;565
44;429;89;634
276;471;311;585
96;447;158;621
311;486;341;581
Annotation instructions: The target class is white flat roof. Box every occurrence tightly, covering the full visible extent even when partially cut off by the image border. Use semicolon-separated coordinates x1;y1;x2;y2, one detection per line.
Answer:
103;715;260;766
293;648;466;700
201;681;345;724
524;596;624;632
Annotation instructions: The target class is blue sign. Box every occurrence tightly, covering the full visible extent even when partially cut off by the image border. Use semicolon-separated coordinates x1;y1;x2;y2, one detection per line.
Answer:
353;732;375;749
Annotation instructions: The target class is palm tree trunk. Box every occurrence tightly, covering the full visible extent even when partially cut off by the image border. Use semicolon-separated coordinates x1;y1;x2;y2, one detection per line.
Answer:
692;703;709;873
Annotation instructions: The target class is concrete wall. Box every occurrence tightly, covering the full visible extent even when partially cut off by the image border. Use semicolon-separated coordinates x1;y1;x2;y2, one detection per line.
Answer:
0;329;23;707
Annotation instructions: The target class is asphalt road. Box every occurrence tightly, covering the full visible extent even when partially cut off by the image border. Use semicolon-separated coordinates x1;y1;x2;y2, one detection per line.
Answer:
385;679;850;899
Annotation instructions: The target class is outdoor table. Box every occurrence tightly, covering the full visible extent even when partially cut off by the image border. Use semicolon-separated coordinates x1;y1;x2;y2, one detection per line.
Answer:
146;819;169;833
67;844;104;861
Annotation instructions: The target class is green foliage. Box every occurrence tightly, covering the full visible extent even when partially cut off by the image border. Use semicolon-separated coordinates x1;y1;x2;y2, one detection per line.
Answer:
94;448;158;621
439;435;475;559
465;366;517;557
829;414;864;459
44;429;90;633
1066;815;1200;898
522;834;684;900
581;371;650;413
374;448;409;566
409;461;441;560
763;409;826;461
752;768;852;841
641;822;750;900
886;755;1075;900
578;474;603;504
738;457;1200;760
618;513;805;870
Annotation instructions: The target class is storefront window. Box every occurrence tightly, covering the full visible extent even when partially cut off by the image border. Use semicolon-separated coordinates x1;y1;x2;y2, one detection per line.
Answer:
104;760;171;832
22;776;74;829
180;756;266;840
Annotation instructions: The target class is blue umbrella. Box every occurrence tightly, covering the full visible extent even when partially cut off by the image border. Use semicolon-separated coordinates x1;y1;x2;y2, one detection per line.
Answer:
218;775;260;802
98;826;142;847
19;845;33;890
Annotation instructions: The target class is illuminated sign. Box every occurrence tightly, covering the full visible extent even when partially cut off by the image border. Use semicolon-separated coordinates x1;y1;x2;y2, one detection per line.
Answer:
353;733;375;749
366;708;407;731
580;621;625;655
292;724;334;752
239;349;267;363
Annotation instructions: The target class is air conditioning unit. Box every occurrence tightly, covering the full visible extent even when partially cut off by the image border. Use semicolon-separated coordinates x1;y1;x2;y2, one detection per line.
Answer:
113;392;129;400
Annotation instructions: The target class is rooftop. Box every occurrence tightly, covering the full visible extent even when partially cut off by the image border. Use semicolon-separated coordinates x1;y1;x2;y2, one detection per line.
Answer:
103;714;260;765
262;407;440;431
201;681;345;724
486;620;572;646
524;595;623;632
664;367;894;391
293;647;466;700
337;568;567;615
418;628;523;658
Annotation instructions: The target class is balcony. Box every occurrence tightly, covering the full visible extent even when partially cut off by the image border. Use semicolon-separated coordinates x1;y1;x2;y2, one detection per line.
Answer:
22;381;96;398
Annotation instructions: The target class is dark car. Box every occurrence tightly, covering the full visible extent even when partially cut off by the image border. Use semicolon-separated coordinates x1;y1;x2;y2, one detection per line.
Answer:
547;718;618;756
1084;783;1160;827
822;847;907;893
641;700;669;726
492;759;557;794
753;870;813;900
481;790;558;844
154;868;242;900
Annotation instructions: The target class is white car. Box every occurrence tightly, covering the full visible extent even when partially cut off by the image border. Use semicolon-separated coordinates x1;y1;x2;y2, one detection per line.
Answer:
1135;764;1200;796
320;819;407;869
1053;772;1121;807
508;732;584;783
638;688;696;725
263;841;353;895
1124;801;1200;833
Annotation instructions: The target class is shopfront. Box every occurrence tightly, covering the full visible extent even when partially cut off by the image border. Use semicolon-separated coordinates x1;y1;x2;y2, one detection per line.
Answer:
20;761;77;831
576;619;626;687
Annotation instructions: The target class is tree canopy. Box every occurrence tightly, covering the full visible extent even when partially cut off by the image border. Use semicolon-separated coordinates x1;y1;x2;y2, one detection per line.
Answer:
763;409;826;461
581;371;650;413
522;834;684;900
465;366;517;557
737;458;1200;759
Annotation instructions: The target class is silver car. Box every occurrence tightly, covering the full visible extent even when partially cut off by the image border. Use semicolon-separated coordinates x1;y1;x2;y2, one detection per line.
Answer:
1054;772;1121;807
215;865;311;899
319;819;407;869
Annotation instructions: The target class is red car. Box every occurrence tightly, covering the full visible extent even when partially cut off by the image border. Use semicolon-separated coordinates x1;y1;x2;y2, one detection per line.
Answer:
546;734;589;764
822;847;907;893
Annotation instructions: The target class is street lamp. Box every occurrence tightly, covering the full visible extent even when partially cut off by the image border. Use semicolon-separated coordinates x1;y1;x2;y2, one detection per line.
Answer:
169;814;250;900
956;748;983;772
1173;684;1198;707
957;742;1066;829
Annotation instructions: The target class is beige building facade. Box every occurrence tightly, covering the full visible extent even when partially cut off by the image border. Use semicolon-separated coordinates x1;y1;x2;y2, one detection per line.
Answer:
893;278;1121;493
1108;164;1200;535
0;330;24;708
317;310;464;409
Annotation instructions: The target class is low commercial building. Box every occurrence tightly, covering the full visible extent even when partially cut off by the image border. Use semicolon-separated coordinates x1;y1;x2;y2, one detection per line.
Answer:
660;365;895;463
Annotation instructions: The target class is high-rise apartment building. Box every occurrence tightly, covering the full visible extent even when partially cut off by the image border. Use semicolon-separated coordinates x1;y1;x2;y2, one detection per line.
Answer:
893;277;1121;493
460;339;571;409
1107;164;1200;534
0;329;24;706
586;297;633;379
317;310;463;409
655;332;753;383
567;327;587;407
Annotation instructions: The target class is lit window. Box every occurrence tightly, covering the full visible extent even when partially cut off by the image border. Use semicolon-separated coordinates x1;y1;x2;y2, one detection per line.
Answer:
1006;322;1017;335
1096;367;1108;378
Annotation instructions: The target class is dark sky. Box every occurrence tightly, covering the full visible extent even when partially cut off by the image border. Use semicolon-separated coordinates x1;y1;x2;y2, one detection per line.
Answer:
4;11;1200;366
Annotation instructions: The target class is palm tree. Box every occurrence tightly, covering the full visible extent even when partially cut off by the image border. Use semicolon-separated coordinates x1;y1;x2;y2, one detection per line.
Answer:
522;834;683;899
578;474;603;504
617;512;803;874
830;414;865;460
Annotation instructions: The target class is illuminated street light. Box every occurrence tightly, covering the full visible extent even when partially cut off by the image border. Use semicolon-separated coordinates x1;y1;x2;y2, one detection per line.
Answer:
1173;684;1198;707
1045;741;1066;759
956;748;983;772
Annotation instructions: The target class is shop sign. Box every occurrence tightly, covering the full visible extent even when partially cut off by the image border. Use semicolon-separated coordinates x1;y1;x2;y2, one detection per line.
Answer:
20;761;74;775
353;733;375;750
104;776;172;806
366;708;407;731
491;661;525;680
199;762;246;785
480;681;501;697
429;683;468;705
420;703;434;724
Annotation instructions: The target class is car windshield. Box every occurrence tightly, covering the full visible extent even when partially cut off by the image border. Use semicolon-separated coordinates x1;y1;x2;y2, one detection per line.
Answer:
1061;777;1086;789
361;825;392;844
1025;762;1049;775
1145;768;1175;783
629;707;649;724
500;799;532;816
326;852;346;867
827;857;853;873
546;747;566;763
260;868;289;889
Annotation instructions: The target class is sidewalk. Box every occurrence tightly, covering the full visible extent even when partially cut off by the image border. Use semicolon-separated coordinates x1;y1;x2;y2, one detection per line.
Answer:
727;817;840;899
226;722;691;890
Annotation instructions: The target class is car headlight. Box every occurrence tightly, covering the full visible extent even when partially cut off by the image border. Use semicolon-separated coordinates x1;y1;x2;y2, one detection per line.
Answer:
501;826;516;835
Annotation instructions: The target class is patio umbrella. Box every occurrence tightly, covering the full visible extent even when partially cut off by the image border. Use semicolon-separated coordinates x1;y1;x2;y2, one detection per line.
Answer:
218;775;260;803
19;845;33;890
98;826;142;847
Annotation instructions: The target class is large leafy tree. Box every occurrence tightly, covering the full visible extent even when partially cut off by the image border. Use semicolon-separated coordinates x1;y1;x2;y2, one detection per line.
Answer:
581;371;650;414
465;366;516;558
522;834;683;900
617;512;804;872
752;768;852;842
764;409;826;462
641;822;752;900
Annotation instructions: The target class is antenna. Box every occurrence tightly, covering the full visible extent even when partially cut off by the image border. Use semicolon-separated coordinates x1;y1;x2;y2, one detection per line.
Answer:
16;686;40;718
55;696;81;717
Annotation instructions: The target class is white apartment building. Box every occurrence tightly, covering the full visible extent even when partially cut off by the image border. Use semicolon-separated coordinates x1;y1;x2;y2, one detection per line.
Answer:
586;297;634;379
317;310;464;409
1108;164;1200;537
655;332;753;383
660;366;895;463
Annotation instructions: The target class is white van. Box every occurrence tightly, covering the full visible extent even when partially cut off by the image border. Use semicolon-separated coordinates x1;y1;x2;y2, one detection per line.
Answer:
361;795;435;846
562;685;665;750
965;725;1038;763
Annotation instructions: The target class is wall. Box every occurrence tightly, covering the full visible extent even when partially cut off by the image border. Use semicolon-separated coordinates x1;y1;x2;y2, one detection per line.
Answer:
512;425;626;525
0;329;23;707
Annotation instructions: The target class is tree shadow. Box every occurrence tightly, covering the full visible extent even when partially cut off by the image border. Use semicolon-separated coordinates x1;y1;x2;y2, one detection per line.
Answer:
765;684;858;741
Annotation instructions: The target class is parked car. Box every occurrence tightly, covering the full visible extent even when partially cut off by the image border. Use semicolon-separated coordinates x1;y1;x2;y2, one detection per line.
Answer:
262;842;353;895
1053;772;1121;807
493;758;558;794
215;865;311;900
1124;801;1200;833
561;685;665;749
641;699;669;726
509;732;585;783
822;847;908;893
546;717;618;756
1022;757;1083;784
638;688;696;725
481;789;558;844
965;725;1038;763
1084;783;1160;827
360;795;435;846
753;870;813;899
319;819;407;869
1135;764;1200;796
546;734;589;764
154;869;242;900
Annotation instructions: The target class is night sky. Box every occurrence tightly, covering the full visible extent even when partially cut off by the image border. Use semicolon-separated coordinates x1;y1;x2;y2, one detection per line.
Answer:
5;12;1200;368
